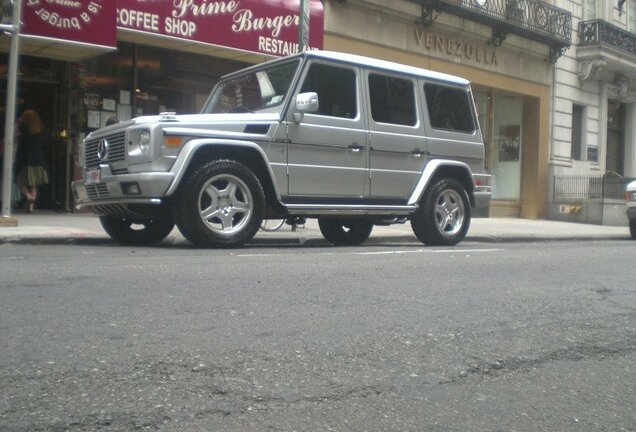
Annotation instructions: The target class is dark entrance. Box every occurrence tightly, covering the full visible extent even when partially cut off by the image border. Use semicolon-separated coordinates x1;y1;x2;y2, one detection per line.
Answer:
606;100;625;176
1;55;71;211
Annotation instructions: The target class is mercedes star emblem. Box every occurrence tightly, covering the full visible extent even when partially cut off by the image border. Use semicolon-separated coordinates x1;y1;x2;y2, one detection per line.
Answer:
97;138;109;161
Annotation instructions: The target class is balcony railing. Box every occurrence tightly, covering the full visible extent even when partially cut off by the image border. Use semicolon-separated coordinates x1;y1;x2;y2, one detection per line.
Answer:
579;19;636;57
414;0;572;61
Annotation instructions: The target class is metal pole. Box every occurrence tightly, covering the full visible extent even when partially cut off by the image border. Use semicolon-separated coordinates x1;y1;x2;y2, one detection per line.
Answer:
298;0;310;52
2;0;22;219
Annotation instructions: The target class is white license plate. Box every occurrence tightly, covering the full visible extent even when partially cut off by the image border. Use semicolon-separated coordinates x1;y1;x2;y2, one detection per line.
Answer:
85;168;101;184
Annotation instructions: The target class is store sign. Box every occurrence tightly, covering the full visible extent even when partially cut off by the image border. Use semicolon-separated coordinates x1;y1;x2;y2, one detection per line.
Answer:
414;27;498;67
116;0;324;56
21;0;117;48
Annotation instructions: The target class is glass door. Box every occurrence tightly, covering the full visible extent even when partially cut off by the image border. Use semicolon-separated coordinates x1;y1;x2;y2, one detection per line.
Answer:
492;93;523;200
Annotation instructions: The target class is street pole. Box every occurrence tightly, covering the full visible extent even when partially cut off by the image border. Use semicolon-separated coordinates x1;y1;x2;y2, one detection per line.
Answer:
298;0;310;52
1;0;22;222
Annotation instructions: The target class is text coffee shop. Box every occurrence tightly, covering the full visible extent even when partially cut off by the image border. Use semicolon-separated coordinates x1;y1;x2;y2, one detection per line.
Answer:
0;0;324;212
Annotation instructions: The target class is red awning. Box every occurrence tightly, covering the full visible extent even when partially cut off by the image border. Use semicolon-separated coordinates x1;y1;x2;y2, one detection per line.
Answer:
18;0;117;61
3;0;324;62
116;0;324;58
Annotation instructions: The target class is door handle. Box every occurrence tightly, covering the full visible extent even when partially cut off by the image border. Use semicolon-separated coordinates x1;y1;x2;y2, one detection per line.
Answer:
411;148;428;157
348;144;364;152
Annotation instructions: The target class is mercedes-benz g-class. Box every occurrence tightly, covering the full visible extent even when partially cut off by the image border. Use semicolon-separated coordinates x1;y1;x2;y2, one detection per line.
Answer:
72;50;491;247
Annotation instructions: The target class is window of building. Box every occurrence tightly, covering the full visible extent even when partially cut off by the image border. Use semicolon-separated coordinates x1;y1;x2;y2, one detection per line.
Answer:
582;0;596;21
628;1;636;33
424;84;475;133
300;63;357;118
571;104;585;161
368;74;416;126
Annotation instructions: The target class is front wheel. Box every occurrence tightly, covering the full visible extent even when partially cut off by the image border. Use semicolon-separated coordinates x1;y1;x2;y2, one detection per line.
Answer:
100;215;174;246
173;159;265;248
411;178;471;246
318;218;373;246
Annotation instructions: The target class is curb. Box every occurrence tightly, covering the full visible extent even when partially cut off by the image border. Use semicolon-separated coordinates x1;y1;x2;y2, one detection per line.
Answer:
0;233;629;246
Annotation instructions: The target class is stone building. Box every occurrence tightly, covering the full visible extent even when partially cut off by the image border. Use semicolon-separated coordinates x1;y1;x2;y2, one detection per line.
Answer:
550;0;636;225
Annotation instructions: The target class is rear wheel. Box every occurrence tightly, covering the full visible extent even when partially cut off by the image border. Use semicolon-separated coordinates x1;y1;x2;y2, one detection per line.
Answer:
318;218;373;246
411;178;471;246
100;215;174;246
173;159;264;248
630;220;636;239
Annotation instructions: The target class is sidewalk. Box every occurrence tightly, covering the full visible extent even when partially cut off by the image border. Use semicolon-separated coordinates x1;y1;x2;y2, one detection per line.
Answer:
0;210;631;245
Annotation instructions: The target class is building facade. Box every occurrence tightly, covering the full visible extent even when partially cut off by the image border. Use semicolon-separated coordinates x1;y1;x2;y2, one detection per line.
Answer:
550;0;636;225
321;0;572;219
3;0;591;221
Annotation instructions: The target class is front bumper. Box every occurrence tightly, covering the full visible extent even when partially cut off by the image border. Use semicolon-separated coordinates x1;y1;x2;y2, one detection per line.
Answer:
627;205;636;220
72;164;174;212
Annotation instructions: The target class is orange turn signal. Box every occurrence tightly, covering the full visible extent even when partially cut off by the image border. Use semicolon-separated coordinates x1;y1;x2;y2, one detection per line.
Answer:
164;136;183;147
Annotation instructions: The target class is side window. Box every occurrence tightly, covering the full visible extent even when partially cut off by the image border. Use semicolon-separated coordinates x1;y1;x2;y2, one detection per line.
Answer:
424;84;476;133
300;63;357;118
368;73;416;126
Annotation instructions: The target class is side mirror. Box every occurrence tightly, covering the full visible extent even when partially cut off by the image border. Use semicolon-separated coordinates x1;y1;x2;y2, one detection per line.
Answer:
294;92;319;123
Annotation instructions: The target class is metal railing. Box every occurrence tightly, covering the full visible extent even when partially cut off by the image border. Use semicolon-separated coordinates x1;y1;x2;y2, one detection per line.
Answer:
417;0;572;45
579;19;636;56
553;174;635;201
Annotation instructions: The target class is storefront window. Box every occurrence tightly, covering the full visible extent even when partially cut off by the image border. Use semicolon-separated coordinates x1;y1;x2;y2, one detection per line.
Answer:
81;44;134;131
492;93;523;201
79;43;247;132
473;90;492;172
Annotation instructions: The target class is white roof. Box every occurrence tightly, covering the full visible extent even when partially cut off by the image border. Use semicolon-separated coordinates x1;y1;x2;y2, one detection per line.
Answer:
305;50;470;86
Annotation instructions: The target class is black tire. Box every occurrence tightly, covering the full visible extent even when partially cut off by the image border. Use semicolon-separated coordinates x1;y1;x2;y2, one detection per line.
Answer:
630;220;636;240
172;159;264;248
411;178;471;246
318;218;373;246
100;215;174;246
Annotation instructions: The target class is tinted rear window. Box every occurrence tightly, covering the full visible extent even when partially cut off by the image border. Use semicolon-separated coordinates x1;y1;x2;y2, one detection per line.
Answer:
424;84;476;133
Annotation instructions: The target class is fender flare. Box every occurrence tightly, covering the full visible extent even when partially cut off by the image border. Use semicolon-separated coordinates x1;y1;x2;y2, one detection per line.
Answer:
164;138;281;199
407;159;475;206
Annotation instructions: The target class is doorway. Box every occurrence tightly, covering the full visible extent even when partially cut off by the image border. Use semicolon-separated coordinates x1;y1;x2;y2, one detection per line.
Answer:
1;55;69;211
606;100;625;176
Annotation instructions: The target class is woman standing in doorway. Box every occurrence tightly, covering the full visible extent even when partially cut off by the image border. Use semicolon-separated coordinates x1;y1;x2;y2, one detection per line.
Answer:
16;109;49;213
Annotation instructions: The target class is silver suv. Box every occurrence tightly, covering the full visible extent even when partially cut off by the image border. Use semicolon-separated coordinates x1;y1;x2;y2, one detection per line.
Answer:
72;50;491;247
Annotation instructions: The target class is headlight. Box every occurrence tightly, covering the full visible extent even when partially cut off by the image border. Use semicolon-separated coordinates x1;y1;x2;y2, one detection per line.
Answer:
139;130;151;153
128;128;151;156
627;191;636;202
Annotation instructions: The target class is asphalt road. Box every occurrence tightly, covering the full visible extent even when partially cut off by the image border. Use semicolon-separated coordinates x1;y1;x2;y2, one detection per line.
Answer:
1;240;635;431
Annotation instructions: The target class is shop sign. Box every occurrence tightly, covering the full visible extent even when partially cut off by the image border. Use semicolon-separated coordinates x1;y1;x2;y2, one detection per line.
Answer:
116;0;324;57
21;0;117;48
414;27;498;67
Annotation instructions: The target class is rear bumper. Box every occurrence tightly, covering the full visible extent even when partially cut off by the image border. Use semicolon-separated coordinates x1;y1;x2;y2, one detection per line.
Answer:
473;190;491;218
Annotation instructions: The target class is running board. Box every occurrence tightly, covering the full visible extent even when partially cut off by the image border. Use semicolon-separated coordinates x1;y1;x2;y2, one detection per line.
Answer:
284;203;418;216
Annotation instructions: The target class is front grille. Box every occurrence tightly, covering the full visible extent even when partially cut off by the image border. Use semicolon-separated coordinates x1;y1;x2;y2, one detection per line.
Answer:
86;183;110;200
84;131;126;168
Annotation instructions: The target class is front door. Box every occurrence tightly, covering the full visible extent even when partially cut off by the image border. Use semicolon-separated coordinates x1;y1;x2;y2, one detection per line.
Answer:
286;61;367;198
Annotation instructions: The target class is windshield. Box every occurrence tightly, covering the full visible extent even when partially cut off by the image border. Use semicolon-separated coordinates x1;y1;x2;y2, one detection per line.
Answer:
203;59;300;114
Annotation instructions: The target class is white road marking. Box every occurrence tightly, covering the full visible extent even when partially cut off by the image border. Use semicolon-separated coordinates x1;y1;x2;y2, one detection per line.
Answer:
236;248;502;257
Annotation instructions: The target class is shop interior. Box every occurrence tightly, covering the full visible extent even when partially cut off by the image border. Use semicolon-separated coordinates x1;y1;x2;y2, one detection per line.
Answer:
2;43;249;212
